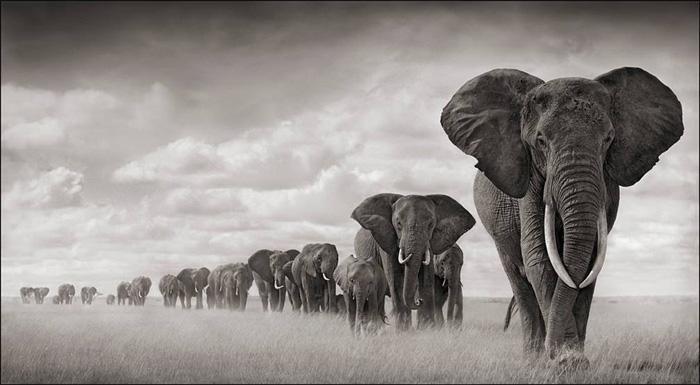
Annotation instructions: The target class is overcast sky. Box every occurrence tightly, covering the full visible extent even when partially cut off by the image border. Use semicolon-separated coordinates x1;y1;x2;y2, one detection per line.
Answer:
1;2;698;298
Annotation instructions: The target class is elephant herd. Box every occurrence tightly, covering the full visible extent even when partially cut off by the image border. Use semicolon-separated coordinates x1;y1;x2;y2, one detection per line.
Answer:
16;67;683;367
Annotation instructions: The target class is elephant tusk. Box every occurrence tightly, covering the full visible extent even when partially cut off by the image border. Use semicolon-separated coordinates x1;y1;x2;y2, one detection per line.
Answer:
274;281;284;289
579;208;608;289
322;273;331;281
351;254;357;259
442;277;447;287
422;248;431;266
544;204;577;289
397;248;412;264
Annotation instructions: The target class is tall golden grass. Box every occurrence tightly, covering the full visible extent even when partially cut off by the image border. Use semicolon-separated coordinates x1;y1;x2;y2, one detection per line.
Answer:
1;297;697;383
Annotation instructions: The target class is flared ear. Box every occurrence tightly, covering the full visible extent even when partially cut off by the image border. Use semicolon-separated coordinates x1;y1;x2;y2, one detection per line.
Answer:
247;249;274;283
441;69;543;197
427;195;476;255
350;193;403;255
595;67;684;186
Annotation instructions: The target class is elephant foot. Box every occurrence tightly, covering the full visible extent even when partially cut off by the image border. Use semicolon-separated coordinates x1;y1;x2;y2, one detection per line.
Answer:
553;349;590;371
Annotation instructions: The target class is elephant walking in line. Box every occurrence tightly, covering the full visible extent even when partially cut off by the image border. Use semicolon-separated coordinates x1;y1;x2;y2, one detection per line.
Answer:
283;260;303;312
334;254;387;336
440;67;683;364
51;295;60;304
220;263;254;311
57;284;76;304
20;287;34;304
80;287;99;304
292;243;339;314
34;287;50;304
177;267;210;309
248;249;300;312
106;294;116;305
159;275;180;307
433;245;464;328
352;194;476;331
130;276;152;306
116;281;132;305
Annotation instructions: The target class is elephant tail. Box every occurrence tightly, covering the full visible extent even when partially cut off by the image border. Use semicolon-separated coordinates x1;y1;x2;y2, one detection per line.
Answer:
503;296;518;331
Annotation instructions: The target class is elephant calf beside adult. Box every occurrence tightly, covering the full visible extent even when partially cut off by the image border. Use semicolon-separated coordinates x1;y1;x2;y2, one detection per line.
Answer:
248;249;300;312
106;294;116;305
440;67;684;365
177;267;210;309
292;243;339;314
334;254;387;336
352;194;476;330
433;245;464;328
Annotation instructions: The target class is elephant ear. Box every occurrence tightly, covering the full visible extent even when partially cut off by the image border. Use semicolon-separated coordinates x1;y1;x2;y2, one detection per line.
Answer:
285;249;300;259
303;245;321;278
595;67;684;186
427;195;476;255
247;249;274;283
441;69;543;198
350;193;403;255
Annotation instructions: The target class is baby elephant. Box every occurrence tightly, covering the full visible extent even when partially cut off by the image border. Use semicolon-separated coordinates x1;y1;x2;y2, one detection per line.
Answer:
334;254;387;337
433;244;464;328
106;294;116;305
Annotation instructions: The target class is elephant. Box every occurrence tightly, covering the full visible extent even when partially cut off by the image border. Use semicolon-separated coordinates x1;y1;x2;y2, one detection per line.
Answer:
106;294;116;305
51;295;60;304
80;287;99;305
159;275;180;307
33;287;50;304
351;194;476;331
440;67;683;364
433;244;464;328
57;284;75;304
504;296;519;331
130;276;151;306
282;260;303;312
219;263;254;311
19;287;34;304
247;249;300;312
176;267;210;309
334;254;387;336
291;243;339;314
205;285;215;309
116;281;132;305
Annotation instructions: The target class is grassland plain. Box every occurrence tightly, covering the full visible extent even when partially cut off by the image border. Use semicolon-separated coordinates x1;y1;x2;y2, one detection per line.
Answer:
1;296;697;383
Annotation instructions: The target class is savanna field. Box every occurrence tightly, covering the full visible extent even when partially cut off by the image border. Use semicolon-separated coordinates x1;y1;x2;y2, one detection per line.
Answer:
1;297;697;384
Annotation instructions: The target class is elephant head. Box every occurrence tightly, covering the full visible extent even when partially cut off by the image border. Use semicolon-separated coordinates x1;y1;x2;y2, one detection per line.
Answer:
434;245;463;290
351;194;475;310
441;68;683;356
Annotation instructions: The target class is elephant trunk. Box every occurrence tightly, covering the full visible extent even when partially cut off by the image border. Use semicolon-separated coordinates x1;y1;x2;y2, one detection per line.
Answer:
354;290;368;336
545;152;605;357
402;248;424;310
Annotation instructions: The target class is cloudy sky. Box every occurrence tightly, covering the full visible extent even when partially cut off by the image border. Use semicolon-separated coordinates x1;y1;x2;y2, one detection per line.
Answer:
1;2;698;298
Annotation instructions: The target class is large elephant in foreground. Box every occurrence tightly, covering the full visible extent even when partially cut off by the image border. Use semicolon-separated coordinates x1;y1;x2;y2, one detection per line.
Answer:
57;284;75;304
334;254;387;336
248;249;300;312
220;263;254;311
159;275;180;307
433;245;464;328
352;194;475;330
19;287;34;304
116;282;132;305
34;287;50;304
177;267;210;309
80;287;99;305
130;276;151;306
292;243;339;313
440;67;683;364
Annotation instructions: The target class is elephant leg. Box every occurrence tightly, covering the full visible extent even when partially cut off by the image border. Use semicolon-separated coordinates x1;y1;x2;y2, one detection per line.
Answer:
196;292;203;309
380;250;409;330
416;263;436;330
447;284;463;328
572;280;596;352
500;242;546;355
346;292;356;334
277;288;286;312
433;276;448;327
269;286;280;312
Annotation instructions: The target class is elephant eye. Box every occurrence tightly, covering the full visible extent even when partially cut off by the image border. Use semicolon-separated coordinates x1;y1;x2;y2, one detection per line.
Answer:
536;133;547;151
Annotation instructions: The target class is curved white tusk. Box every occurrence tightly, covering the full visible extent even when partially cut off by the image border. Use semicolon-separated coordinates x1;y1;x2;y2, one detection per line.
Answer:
351;254;357;259
322;273;331;281
442;277;447;287
544;204;577;289
422;248;431;266
579;208;608;289
397;248;412;264
274;281;284;289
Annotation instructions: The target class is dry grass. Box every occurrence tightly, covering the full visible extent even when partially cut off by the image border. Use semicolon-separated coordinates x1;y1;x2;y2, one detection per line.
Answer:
1;297;697;383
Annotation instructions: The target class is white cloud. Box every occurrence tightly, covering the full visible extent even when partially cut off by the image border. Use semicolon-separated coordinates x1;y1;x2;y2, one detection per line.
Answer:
1;167;84;209
1;117;66;149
